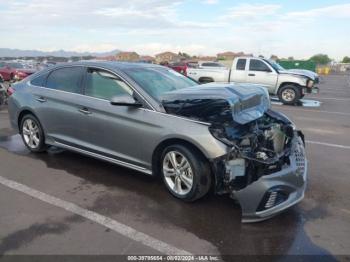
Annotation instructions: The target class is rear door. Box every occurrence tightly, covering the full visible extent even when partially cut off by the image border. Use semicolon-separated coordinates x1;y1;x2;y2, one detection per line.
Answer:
246;58;278;93
30;66;87;145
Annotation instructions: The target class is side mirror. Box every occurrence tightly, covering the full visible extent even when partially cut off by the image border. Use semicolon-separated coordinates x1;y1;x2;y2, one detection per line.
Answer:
110;95;142;107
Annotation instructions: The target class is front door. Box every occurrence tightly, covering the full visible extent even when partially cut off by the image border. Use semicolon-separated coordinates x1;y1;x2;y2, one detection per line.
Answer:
246;58;278;93
77;67;153;168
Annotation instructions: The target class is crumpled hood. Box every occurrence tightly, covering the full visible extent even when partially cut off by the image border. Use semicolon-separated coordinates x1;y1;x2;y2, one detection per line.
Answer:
160;83;270;124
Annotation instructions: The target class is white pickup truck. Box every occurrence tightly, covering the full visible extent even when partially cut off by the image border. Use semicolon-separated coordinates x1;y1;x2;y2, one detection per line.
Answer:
187;56;319;104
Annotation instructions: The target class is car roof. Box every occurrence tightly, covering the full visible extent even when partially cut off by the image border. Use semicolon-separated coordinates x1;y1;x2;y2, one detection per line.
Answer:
50;61;163;72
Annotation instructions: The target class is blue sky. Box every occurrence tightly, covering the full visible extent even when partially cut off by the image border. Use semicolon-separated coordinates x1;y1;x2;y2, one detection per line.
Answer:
0;0;349;60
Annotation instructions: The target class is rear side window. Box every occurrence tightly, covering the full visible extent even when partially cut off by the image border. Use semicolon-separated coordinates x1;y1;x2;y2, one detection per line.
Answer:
236;59;246;70
46;67;84;93
249;59;271;72
85;68;133;100
31;73;48;86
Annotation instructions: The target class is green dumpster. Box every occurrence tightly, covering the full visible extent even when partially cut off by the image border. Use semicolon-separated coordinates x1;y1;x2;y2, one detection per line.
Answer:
278;60;316;72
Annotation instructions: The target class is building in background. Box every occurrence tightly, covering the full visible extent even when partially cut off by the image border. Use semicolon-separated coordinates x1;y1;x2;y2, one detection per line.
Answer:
270;55;279;61
95;55;117;61
139;56;155;63
115;52;140;61
155;52;182;63
217;51;252;61
191;56;217;62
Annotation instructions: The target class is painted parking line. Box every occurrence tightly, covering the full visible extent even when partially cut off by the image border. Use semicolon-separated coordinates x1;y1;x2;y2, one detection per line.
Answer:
306;140;350;150
341;209;350;215
0;175;192;256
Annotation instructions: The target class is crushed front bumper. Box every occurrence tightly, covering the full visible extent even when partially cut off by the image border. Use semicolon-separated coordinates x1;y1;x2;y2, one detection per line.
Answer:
303;86;319;94
232;137;307;223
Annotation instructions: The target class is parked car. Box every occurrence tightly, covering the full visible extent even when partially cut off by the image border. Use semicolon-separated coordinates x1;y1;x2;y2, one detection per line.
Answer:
167;62;188;75
187;56;319;105
167;61;198;76
0;62;17;81
8;62;36;81
8;62;307;222
0;62;36;81
0;74;6;105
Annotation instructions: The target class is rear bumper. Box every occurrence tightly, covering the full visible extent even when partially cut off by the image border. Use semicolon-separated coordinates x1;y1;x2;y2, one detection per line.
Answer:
232;137;307;223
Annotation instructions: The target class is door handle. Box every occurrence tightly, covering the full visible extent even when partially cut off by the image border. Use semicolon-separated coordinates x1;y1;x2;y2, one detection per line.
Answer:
78;107;92;115
35;97;47;103
248;73;255;76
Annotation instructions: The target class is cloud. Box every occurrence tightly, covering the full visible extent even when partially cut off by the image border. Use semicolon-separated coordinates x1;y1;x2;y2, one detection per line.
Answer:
0;1;349;59
202;0;218;4
221;3;281;20
284;3;350;20
0;0;185;29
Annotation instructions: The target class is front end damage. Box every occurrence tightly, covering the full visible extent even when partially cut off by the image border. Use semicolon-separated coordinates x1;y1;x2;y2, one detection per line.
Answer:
211;112;307;222
161;83;308;222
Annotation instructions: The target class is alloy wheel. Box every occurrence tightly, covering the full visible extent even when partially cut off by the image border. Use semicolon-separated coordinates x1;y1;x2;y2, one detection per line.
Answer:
22;119;40;149
162;151;193;195
281;89;296;102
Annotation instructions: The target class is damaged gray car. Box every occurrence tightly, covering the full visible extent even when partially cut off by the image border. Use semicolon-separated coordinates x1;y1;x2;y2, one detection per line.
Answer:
8;62;307;222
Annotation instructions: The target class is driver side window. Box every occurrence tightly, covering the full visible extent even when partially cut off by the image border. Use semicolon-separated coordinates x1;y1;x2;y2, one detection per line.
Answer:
249;59;271;72
85;68;133;100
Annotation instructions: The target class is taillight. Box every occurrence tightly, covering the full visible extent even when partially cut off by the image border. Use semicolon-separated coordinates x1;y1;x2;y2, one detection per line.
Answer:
7;86;15;96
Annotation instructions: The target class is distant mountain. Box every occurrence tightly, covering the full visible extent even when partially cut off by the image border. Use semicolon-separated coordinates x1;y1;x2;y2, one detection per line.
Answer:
0;48;121;58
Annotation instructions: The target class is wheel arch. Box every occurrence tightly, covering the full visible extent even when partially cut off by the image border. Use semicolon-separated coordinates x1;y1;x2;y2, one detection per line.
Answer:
151;138;210;177
17;109;40;131
277;82;302;94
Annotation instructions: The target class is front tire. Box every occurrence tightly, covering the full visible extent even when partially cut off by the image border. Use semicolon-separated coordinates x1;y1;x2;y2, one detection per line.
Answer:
278;85;301;105
160;144;211;202
20;114;47;152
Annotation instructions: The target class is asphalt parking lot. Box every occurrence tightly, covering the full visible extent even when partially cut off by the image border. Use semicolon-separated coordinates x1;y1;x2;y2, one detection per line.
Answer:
0;74;349;260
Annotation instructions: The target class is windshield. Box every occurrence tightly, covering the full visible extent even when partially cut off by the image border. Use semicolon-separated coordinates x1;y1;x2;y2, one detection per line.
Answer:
265;59;285;72
125;67;198;100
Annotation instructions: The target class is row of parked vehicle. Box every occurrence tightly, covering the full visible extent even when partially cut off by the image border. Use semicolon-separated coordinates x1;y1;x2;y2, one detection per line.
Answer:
166;57;319;105
0;61;38;82
1;57;320;105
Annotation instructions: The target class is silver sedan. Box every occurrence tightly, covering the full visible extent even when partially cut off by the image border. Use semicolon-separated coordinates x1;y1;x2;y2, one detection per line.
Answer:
7;62;307;222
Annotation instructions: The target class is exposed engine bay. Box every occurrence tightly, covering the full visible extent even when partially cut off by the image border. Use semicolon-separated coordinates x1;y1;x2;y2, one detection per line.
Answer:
162;95;301;193
210;109;297;192
161;84;307;222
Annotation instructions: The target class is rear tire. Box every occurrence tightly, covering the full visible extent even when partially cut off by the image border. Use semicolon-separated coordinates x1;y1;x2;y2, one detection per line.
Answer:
160;144;211;202
20;114;47;153
278;85;301;105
